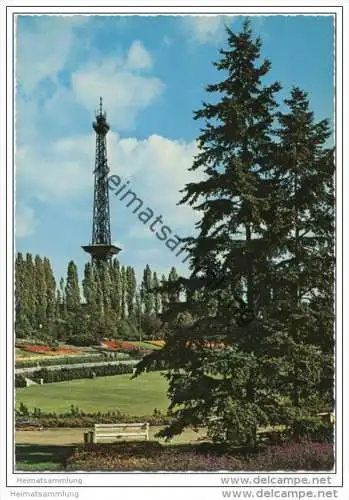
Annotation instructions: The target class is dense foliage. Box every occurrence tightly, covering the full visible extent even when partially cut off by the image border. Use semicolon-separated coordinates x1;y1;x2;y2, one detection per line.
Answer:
15;253;178;344
134;20;334;447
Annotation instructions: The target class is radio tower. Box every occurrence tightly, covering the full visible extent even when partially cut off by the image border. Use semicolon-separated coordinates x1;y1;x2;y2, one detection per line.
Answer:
82;97;121;264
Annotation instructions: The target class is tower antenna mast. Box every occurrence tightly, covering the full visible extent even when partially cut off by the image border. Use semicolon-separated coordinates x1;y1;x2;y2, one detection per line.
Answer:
82;97;121;263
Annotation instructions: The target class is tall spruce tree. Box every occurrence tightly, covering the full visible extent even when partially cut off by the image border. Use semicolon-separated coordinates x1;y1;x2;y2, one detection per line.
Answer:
134;20;287;446
261;88;335;413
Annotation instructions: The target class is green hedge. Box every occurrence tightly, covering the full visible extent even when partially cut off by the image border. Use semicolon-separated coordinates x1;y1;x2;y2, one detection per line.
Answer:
30;363;134;384
16;405;171;427
15;354;108;369
15;360;167;386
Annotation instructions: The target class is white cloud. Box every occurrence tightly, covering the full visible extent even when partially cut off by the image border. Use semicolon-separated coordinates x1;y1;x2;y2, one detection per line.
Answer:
108;134;202;237
16;135;94;202
183;15;235;44
126;40;153;70
16;204;37;237
16;16;87;95
15;18;199;241
71;58;164;129
16;131;203;239
16;19;164;142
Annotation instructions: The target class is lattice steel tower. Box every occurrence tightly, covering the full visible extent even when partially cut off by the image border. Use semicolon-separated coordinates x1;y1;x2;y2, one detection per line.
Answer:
82;97;121;263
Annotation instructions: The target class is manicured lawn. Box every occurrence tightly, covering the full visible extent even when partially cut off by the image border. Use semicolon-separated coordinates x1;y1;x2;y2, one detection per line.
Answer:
16;372;169;415
15;348;43;359
131;341;162;350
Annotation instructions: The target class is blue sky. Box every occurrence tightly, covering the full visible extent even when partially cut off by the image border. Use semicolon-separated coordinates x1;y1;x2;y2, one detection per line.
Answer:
15;14;334;284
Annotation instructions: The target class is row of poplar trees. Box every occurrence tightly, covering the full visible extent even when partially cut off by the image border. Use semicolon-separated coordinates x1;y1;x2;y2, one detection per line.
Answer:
15;252;179;344
135;20;335;446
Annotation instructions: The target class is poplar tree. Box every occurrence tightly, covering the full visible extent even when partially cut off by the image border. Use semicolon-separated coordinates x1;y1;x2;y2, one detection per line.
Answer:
153;271;161;314
111;259;122;319
126;266;137;318
25;253;36;326
59;277;67;320
43;257;56;323
15;253;32;337
34;255;47;328
168;267;180;303
141;264;154;316
100;262;113;316
160;274;169;313
120;265;127;320
82;262;95;310
65;261;80;313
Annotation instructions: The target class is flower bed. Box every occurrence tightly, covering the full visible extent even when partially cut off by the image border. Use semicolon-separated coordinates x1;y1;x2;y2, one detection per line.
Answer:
16;344;81;356
102;339;122;350
67;440;334;472
102;339;140;351
245;441;334;471
67;441;244;471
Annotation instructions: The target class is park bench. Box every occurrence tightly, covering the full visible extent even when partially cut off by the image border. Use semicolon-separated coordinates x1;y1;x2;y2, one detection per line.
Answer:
317;412;335;423
92;423;150;443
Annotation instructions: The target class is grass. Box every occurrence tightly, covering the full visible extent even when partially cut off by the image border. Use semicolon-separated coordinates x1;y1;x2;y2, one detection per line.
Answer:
16;444;75;471
15;427;208;471
16;371;169;415
131;341;162;350
15;348;44;359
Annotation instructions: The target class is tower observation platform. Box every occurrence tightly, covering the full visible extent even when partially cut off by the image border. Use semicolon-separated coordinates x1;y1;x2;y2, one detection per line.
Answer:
82;97;121;263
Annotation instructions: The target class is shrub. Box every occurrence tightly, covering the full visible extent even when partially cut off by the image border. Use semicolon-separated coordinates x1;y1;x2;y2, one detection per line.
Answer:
15;375;27;388
245;441;334;471
286;416;334;443
116;320;140;340
15;406;172;428
68;334;96;347
18;402;30;415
